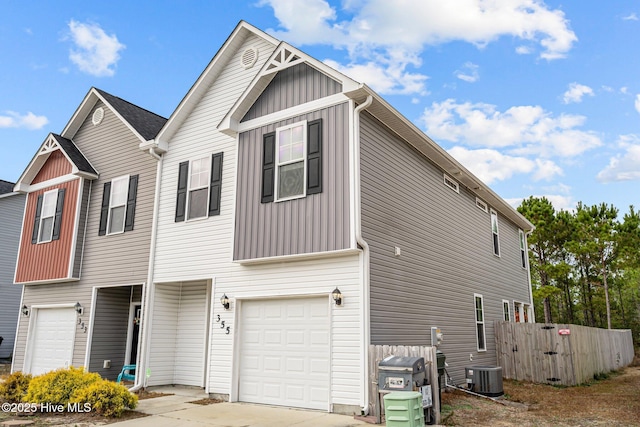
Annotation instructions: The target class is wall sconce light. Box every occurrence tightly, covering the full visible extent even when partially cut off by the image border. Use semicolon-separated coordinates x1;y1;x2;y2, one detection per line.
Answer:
332;287;342;306
74;302;83;315
220;294;230;310
21;305;29;317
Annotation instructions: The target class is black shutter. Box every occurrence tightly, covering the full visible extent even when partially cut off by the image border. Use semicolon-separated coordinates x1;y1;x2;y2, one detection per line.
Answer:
98;182;111;236
175;161;189;222
208;153;223;216
261;132;276;203
307;118;323;195
51;188;65;241
124;175;139;231
31;195;43;244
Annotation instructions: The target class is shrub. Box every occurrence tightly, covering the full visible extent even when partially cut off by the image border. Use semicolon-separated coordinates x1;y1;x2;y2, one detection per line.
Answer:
24;366;101;406
0;371;32;403
71;379;138;417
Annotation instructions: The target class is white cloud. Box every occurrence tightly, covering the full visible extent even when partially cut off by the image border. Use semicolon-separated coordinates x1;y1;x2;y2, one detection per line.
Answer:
532;159;563;181
447;146;534;184
67;20;125;77
597;135;640;182
260;0;577;95
621;87;629;94
455;62;479;83
0;111;48;130
421;99;602;158
622;13;638;21
324;57;428;95
562;82;594;104
635;94;640;114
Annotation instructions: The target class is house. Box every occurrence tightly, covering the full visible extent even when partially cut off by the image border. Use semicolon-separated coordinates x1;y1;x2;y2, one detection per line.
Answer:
0;180;25;361
11;88;166;378
133;21;534;415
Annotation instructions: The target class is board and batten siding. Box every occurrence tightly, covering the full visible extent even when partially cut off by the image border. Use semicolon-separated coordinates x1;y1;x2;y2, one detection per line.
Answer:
234;103;350;260
31;150;72;184
89;286;132;380
153;33;277;282
359;112;531;384
212;254;363;407
241;62;342;121
0;192;26;358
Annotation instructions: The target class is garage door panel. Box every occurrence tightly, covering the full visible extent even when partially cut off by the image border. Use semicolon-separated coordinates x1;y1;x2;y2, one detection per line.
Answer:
239;298;330;410
29;308;76;375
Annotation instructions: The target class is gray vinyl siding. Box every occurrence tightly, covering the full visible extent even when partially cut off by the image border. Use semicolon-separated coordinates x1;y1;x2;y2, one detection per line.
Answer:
89;286;133;380
0;193;25;358
234;103;351;260
13;100;156;373
242;62;342;122
360;112;531;384
72;180;91;278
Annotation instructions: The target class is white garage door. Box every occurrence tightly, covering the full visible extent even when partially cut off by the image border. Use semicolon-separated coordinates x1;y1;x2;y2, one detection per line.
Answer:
239;297;330;410
28;307;76;375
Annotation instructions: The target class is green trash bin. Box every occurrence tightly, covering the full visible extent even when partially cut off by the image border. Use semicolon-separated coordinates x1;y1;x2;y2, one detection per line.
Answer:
383;391;425;427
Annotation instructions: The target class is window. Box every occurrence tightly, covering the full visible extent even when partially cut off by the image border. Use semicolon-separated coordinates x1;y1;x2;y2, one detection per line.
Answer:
443;174;459;193
32;188;65;244
175;153;223;222
476;197;488;212
99;175;139;235
490;209;500;256
502;299;511;322
519;229;527;268
261;119;322;203
475;294;486;351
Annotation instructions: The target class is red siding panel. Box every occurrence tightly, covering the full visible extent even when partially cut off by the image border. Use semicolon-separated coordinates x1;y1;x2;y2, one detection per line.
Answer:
32;150;72;184
15;179;79;283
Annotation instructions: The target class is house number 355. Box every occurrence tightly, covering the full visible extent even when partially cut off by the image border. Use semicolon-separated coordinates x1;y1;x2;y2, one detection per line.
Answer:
216;314;231;334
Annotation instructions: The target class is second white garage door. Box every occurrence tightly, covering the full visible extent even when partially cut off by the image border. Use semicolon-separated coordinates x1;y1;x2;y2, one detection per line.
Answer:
239;297;330;410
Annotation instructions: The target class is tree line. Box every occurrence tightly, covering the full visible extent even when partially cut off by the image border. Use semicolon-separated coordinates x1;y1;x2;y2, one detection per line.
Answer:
518;197;640;342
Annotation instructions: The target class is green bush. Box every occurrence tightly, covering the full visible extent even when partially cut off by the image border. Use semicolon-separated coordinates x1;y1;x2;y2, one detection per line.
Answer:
0;371;32;403
24;366;101;405
71;379;137;417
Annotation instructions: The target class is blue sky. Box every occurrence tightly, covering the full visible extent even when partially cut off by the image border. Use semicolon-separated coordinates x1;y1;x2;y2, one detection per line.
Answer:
2;1;639;213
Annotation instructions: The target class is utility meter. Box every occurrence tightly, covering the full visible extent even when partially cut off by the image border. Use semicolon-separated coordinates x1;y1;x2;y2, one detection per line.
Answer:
431;327;443;347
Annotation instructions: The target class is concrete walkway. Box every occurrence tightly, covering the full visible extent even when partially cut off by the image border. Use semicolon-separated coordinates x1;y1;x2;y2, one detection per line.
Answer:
110;386;370;427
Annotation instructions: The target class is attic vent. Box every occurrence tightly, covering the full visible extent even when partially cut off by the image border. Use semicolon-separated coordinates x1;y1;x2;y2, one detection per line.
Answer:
443;174;459;193
92;107;104;126
241;47;258;69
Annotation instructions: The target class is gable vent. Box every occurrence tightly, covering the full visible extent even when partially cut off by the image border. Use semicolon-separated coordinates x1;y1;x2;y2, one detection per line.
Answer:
241;47;258;69
92;107;104;126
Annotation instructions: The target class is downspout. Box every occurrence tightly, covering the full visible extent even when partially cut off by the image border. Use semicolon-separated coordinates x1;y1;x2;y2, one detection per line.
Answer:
129;147;163;392
525;230;536;323
354;95;373;414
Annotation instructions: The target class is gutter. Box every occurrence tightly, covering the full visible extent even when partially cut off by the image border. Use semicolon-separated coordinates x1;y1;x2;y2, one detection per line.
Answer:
353;95;373;414
129;147;163;392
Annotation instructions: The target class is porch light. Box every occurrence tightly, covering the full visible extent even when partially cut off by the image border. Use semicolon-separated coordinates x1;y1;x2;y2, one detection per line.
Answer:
21;305;29;317
220;294;230;310
74;302;83;315
332;287;343;306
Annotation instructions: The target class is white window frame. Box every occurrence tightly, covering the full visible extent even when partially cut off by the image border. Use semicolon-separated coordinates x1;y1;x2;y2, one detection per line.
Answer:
476;197;488;212
474;293;486;352
107;175;129;235
502;299;511;322
490;209;500;257
186;156;211;221
443;173;459;193
275;120;307;202
519;229;527;269
37;189;59;243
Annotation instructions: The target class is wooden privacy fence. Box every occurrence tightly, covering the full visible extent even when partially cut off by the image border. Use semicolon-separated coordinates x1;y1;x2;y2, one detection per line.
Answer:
368;345;440;424
495;321;634;386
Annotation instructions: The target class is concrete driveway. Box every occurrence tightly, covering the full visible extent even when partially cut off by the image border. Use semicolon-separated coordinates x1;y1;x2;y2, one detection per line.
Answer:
110;387;370;427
